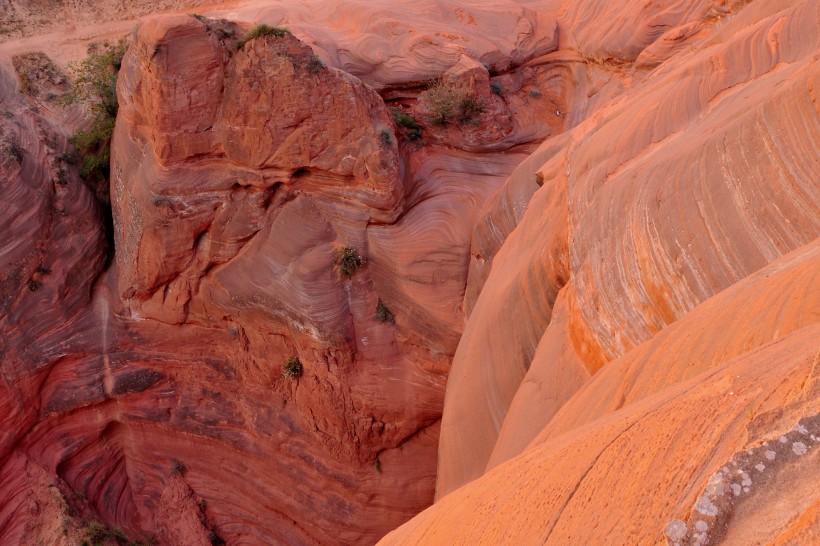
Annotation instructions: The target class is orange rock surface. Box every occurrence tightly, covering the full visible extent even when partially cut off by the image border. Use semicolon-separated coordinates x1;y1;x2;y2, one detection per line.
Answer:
1;0;818;544
382;324;820;545
436;0;820;496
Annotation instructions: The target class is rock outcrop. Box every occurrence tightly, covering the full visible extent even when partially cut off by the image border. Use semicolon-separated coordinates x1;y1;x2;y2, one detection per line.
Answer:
382;0;820;543
436;0;820;496
1;0;818;544
0;2;563;544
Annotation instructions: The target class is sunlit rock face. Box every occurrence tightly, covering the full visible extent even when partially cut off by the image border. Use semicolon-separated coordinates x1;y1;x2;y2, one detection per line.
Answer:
383;0;820;543
435;0;820;497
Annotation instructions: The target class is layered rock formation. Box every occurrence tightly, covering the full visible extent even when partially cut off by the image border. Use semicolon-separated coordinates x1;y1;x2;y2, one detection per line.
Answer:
1;2;564;544
436;0;820;495
1;0;818;544
383;0;820;543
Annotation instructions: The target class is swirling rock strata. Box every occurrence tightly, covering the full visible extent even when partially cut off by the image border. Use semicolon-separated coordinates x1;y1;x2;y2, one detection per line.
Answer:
0;3;563;544
436;0;820;496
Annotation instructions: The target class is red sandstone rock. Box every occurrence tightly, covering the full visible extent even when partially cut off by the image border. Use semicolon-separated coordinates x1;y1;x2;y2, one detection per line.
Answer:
0;3;562;544
1;0;818;544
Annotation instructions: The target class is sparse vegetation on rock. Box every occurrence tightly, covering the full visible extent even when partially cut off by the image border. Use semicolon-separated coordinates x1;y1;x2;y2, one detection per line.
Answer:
11;51;70;100
236;24;290;49
334;246;364;278
190;14;236;40
459;95;484;124
307;55;324;73
379;129;393;147
81;521;154;546
170;460;187;476
374;299;395;324
282;356;303;378
390;108;422;140
63;38;128;194
422;80;484;125
2;137;23;164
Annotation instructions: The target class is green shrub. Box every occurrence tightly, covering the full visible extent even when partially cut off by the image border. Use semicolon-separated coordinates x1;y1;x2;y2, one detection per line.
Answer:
236;24;290;49
490;81;503;96
334;246;364;278
282;356;303;378
65;39;127;118
64;39;128;189
72;115;115;178
27;279;42;292
374;299;395;324
389;108;422;140
529;89;541;97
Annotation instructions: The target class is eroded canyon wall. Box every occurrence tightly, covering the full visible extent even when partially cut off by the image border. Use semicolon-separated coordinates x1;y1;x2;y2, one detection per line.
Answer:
385;0;820;543
1;2;565;544
1;0;818;544
436;0;820;496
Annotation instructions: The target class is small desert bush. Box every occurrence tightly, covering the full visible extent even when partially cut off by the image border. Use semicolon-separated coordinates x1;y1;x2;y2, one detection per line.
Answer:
374;299;395;324
306;55;324;73
389;108;422;140
2;138;23;164
236;24;290;49
378;128;393;147
334;246;364;278
490;81;503;96
64;38;128;188
459;96;484;123
422;80;484;125
84;521;130;546
282;356;303;378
